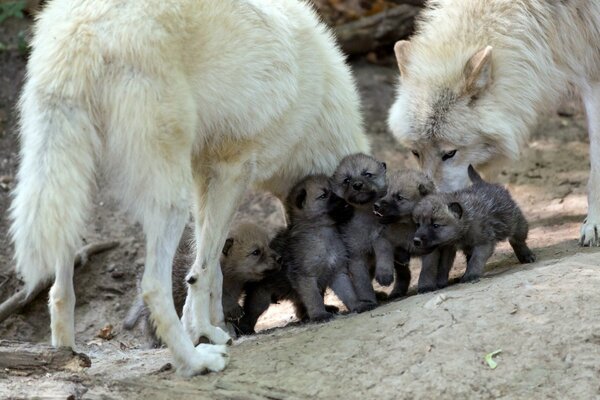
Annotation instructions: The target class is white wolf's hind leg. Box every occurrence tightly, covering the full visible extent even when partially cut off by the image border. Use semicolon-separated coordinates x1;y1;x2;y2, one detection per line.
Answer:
49;259;76;348
581;82;600;246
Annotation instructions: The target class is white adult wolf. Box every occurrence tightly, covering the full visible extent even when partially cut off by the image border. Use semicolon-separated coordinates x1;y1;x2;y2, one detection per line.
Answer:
10;0;368;375
387;0;600;246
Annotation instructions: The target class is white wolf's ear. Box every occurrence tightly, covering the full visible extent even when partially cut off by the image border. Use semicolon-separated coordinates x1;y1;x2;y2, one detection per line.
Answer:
394;40;411;77
463;46;493;97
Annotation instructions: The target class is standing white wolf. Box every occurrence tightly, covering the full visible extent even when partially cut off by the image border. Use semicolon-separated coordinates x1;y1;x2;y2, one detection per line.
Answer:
388;0;600;246
10;0;368;375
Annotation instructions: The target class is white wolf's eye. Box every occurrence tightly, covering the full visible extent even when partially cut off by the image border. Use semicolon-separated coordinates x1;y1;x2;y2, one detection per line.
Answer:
411;150;420;159
442;150;457;161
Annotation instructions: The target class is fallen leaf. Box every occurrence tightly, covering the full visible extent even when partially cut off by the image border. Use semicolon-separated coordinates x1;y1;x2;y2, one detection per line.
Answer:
97;324;115;340
484;349;502;369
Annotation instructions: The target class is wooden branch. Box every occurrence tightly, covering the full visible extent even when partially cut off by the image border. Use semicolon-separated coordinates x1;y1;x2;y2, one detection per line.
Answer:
335;4;422;55
0;240;120;324
0;340;91;372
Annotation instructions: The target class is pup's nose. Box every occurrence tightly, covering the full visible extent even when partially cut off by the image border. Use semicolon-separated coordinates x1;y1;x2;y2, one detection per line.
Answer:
352;181;363;191
373;203;380;212
413;237;423;247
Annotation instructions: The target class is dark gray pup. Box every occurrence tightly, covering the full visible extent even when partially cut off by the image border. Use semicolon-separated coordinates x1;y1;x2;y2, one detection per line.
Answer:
238;174;353;334
412;165;535;291
372;169;435;298
123;223;280;347
330;153;388;311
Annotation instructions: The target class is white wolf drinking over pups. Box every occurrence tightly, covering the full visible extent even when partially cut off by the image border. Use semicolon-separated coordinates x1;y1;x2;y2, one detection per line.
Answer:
388;0;600;246
10;0;368;376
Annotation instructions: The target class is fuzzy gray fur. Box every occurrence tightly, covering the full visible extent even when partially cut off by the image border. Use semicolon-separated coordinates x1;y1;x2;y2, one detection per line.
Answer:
239;174;352;334
330;153;388;311
372;169;435;298
413;165;535;291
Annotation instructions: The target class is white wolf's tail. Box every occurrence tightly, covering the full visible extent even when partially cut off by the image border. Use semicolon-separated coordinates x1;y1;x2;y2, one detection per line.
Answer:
10;81;99;292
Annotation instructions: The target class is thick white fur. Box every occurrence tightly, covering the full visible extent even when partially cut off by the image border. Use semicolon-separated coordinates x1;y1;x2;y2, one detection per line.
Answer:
10;0;368;376
388;0;600;246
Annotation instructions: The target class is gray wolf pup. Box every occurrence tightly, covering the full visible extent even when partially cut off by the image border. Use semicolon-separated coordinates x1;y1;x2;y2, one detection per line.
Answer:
413;165;535;290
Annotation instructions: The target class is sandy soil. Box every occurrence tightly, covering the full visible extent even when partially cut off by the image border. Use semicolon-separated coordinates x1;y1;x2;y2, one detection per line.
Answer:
1;15;600;400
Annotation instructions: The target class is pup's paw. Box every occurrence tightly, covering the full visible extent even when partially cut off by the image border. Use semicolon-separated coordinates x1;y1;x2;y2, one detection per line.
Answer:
325;305;340;314
353;301;378;313
580;217;600;247
417;285;437;294
375;271;394;287
226;305;244;322
460;273;481;283
516;251;536;264
310;312;334;323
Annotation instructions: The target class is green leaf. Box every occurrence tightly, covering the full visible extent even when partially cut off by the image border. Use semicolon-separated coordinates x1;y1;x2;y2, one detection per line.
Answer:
484;349;502;369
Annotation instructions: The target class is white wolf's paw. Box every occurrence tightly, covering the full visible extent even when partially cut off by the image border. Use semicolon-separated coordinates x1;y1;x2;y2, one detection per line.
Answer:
176;344;229;377
209;327;233;346
580;217;600;247
185;322;233;346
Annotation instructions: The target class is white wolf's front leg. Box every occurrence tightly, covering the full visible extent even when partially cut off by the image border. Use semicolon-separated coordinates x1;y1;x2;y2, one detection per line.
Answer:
581;82;600;246
183;159;253;345
142;206;228;376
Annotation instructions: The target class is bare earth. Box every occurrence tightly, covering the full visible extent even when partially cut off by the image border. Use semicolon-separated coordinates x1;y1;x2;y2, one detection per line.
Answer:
1;18;600;400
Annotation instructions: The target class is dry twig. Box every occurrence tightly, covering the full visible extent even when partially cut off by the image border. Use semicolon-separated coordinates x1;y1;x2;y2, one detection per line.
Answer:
0;240;120;323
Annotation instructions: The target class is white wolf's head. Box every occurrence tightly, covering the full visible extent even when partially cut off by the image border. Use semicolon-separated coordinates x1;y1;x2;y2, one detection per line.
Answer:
388;41;522;192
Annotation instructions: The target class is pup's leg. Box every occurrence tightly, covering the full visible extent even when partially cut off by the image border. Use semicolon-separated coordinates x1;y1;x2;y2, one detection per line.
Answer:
238;284;273;335
348;257;378;308
509;215;536;263
292;277;331;322
183;160;252;345
436;246;457;289
461;243;494;283
580;82;600;246
373;237;395;287
330;270;363;312
388;247;411;299
418;250;440;293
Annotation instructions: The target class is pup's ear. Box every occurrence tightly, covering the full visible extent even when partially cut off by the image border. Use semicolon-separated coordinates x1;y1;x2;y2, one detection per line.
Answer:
463;46;493;98
394;40;411;77
448;202;463;219
418;181;435;197
295;188;307;209
222;238;234;256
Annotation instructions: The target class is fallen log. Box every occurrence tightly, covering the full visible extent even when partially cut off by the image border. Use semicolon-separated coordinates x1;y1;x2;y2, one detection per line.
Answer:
0;340;91;372
0;240;120;324
335;4;422;55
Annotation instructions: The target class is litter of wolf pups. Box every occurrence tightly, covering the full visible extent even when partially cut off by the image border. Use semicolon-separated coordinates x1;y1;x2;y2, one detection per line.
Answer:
125;153;536;344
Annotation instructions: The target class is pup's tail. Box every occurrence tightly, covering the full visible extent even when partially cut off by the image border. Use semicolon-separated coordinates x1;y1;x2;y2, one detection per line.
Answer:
467;165;484;185
10;79;99;293
123;296;146;330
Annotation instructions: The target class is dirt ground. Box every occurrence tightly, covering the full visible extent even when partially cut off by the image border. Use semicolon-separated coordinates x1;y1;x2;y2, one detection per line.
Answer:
1;14;600;400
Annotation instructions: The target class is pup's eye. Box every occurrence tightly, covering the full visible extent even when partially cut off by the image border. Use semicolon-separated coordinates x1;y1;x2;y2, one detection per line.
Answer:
415;222;421;227
250;249;261;256
317;190;328;200
362;171;373;178
432;224;440;229
411;150;420;159
442;150;457;161
343;177;351;185
394;194;405;201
